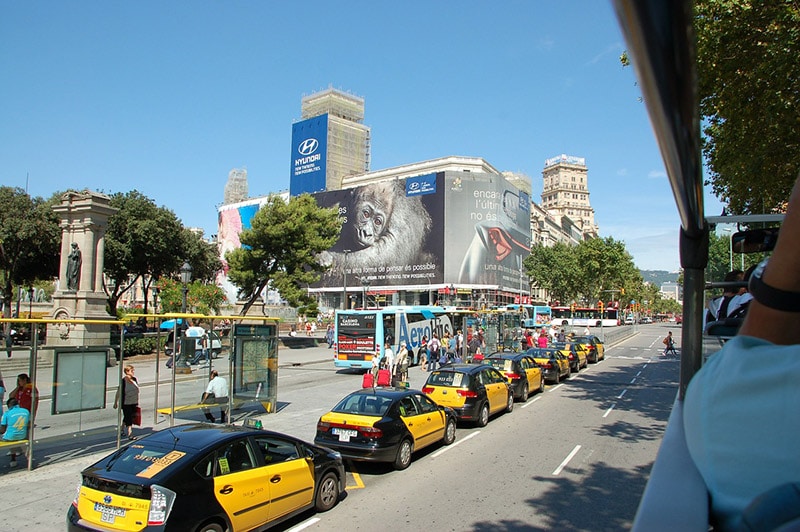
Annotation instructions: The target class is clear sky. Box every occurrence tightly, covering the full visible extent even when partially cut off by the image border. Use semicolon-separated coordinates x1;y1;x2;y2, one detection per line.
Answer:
1;1;724;272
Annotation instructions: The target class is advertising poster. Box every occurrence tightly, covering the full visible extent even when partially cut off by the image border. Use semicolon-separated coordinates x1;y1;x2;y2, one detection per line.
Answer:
216;199;269;303
289;115;328;196
312;174;444;289
443;172;531;291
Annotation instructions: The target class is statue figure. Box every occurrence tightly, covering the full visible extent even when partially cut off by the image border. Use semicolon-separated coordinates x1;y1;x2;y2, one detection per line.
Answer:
66;242;81;291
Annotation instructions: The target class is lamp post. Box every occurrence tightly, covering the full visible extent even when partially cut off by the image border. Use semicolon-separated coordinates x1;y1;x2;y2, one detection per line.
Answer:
361;277;370;308
341;250;351;310
28;286;34;318
723;227;733;272
151;287;160;330
175;262;193;373
449;284;456;306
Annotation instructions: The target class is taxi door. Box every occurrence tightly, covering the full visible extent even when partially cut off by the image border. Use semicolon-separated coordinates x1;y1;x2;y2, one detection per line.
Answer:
252;435;315;521
397;395;442;450
521;356;542;391
212;439;272;531
481;368;508;414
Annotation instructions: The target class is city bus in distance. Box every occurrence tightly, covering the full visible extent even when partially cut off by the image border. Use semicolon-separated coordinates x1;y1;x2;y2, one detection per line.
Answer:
495;304;552;329
551;306;619;328
334;305;454;370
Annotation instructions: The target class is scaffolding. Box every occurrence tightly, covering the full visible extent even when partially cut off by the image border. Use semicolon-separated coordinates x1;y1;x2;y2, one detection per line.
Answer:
223;167;249;205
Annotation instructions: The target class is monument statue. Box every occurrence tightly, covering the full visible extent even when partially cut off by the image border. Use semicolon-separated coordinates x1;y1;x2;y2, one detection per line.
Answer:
66;242;82;290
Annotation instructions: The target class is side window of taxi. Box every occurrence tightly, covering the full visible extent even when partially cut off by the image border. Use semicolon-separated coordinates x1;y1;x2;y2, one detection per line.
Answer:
415;393;439;414
489;368;505;384
253;436;301;465
519;357;530;370
397;396;419;417
201;439;256;476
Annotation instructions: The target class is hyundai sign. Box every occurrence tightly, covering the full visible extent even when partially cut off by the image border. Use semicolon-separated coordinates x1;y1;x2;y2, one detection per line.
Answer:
290;115;328;196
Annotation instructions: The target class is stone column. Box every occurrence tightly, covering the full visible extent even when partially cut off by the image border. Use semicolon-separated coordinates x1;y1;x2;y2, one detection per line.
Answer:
50;191;118;349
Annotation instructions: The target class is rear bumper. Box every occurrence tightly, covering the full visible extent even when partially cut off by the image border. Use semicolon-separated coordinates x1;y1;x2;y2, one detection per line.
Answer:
313;438;399;463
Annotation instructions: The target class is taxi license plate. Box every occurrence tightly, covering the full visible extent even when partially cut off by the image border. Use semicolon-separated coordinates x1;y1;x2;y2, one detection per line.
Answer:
332;428;358;442
94;502;126;523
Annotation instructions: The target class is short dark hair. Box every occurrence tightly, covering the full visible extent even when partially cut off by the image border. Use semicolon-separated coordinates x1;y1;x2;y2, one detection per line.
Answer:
210;370;218;378
6;397;18;408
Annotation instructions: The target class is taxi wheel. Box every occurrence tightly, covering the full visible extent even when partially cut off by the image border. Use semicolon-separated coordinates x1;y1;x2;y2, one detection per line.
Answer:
315;471;340;512
394;439;413;470
195;521;225;532
505;392;514;413
538;377;545;394
519;383;529;403
477;403;490;427
443;417;456;445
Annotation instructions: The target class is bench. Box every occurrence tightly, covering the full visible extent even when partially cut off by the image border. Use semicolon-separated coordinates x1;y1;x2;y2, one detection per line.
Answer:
157;400;243;419
0;439;29;455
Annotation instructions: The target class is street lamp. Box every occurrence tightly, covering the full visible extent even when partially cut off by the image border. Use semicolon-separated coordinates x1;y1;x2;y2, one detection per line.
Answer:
341;250;350;310
361;276;370;308
175;262;192;373
151;286;160;330
723;227;733;271
449;284;456;306
28;286;34;318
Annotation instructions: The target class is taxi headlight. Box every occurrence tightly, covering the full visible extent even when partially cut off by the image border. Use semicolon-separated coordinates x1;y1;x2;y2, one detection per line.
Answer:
148;484;177;526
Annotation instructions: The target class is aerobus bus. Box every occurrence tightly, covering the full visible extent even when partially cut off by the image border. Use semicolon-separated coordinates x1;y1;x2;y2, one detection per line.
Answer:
550;306;619;328
333;305;455;370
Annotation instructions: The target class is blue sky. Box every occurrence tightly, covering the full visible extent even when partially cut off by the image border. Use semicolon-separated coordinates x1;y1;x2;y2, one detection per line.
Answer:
1;1;724;272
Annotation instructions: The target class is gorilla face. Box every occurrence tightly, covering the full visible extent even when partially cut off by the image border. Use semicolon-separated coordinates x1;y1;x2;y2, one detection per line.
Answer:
353;188;394;247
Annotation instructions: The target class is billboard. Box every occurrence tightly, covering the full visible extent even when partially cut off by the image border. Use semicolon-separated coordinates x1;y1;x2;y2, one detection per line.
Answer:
444;172;531;291
290;115;328;196
312;173;444;288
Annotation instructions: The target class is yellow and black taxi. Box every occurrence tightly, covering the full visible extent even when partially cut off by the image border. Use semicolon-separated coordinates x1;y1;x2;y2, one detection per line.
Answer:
315;387;457;470
527;347;571;383
422;364;513;427
484;351;545;402
552;341;588;373
571;335;605;363
68;423;345;532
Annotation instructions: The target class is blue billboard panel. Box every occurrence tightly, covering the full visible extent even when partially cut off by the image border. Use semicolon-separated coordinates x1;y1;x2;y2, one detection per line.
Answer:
290;115;328;196
406;173;437;196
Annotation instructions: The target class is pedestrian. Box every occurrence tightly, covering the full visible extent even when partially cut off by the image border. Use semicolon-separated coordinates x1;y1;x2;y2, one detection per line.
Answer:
395;344;410;381
0;368;5;415
113;365;140;440
10;373;38;419
305;322;312;336
557;328;567;342
468;334;482;362
662;331;677;357
420;335;429;370
1;397;30;468
202;370;228;423
325;324;335;348
537;330;548;348
190;333;210;365
428;334;441;372
583;326;591;336
384;342;395;378
4;326;12;358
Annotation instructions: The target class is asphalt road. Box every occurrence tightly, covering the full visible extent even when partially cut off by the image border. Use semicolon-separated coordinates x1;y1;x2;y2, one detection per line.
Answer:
0;324;680;531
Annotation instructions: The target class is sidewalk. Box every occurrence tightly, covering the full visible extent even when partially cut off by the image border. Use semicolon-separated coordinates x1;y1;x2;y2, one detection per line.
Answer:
0;337;335;476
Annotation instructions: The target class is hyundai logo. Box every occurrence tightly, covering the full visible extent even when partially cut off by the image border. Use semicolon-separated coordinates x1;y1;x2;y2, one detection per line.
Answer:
298;138;319;156
104;495;112;504
408;182;420;191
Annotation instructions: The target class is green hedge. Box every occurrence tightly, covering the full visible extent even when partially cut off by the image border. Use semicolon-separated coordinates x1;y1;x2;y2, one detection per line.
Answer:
123;336;162;356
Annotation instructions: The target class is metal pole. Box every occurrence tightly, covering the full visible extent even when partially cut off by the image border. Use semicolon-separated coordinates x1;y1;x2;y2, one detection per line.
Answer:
154;318;160;425
116;327;125;448
729;234;733;271
342;250;350;310
26;323;39;470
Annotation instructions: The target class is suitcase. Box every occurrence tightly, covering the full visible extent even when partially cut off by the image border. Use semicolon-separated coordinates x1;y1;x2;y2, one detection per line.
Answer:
362;372;375;388
377;369;391;387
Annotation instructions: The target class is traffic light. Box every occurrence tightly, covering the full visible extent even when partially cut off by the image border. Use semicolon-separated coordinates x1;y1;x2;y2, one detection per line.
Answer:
570;303;576;313
620;288;625;296
598;301;604;312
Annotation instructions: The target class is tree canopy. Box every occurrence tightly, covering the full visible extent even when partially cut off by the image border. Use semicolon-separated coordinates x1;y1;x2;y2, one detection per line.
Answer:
226;194;342;315
696;0;799;214
0;187;61;316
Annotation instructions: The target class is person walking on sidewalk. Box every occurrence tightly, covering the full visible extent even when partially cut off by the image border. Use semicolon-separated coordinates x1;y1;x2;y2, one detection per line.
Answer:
202;370;228;424
113;365;140;440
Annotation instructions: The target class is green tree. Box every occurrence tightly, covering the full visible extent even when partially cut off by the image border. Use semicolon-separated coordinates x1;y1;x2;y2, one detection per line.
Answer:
182;228;223;284
157;278;226;315
0;187;61;317
105;191;185;315
696;0;800;214
575;237;641;304
226;194;341;315
524;242;581;304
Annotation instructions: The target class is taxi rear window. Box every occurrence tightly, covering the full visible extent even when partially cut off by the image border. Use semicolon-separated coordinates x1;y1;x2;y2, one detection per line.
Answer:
105;444;187;479
332;394;393;416
428;371;471;387
486;359;513;372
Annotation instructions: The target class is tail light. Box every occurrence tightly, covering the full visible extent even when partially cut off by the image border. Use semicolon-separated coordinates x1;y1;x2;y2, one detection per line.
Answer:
505;372;521;380
357;426;383;438
540;361;553;369
148;485;176;526
456;389;478;398
317;420;332;432
71;483;81;508
422;386;434;394
568;353;575;360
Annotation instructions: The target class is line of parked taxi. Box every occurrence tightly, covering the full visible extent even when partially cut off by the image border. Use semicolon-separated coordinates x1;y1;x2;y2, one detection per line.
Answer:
66;335;605;532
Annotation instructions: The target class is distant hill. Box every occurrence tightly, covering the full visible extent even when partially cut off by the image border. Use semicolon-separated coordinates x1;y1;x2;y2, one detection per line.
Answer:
640;270;679;286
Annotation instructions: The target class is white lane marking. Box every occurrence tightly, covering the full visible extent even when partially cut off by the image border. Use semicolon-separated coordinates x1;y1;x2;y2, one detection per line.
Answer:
635;371;642;377
431;430;480;458
603;404;616;418
522;395;543;408
617;389;627;399
550;383;565;392
630;378;636;384
286;518;320;532
553;445;582;476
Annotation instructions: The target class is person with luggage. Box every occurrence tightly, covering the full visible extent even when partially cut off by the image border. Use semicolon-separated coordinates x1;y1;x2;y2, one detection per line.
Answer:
377;342;393;386
662;331;678;357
